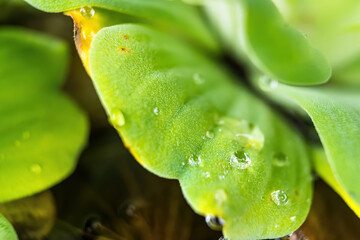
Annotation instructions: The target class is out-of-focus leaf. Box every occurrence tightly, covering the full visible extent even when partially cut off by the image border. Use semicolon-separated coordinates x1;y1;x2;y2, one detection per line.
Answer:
0;191;56;239
24;0;218;52
87;24;312;239
272;0;360;85
291;180;360;240
202;0;331;85
0;214;18;240
266;83;360;216
312;148;360;217
0;27;88;202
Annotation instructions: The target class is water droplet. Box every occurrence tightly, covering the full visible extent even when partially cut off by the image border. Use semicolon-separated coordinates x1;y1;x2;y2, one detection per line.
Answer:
273;152;289;167
153;107;160;115
290;216;296;221
275;224;279;228
206;130;214;139
181;162;185;166
109;110;125;128
80;6;95;18
84;216;101;234
205;214;225;231
30;163;42;174
193;73;205;85
203;171;211;178
22;131;30;140
188;155;201;166
230;151;251;169
215;189;227;206
218;175;225;180
219;237;230;240
259;75;278;90
271;190;288;206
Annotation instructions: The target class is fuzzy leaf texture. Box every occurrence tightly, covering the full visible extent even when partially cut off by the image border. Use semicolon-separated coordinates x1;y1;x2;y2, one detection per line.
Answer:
86;23;312;239
266;84;360;217
200;0;332;85
0;27;88;202
0;214;18;240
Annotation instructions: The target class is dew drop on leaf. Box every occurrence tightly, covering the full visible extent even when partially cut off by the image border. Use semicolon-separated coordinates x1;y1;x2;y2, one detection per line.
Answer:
80;6;95;18
188;155;201;166
29;163;42;174
109;110;125;128
205;214;225;231
272;152;289;167
219;237;230;240
271;190;289;206
203;171;211;178
153;107;160;115
230;151;251;169
215;189;227;206
259;75;278;90
290;216;296;221
193;73;205;85
206;130;214;139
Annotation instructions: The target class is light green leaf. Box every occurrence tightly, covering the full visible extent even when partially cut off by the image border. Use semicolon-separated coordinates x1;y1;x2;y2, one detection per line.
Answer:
0;27;88;202
268;83;360;215
203;0;331;85
88;24;312;239
312;148;360;217
24;0;218;52
0;214;18;240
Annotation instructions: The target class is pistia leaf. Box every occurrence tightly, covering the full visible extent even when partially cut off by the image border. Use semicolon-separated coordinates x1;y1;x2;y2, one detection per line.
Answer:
0;214;18;240
24;0;218;52
201;0;332;85
264;83;360;216
87;24;312;239
0;27;88;203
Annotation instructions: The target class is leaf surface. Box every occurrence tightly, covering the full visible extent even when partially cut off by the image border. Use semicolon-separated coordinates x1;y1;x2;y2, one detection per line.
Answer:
202;0;331;85
269;83;360;216
88;24;312;239
24;0;218;52
0;214;18;240
0;27;88;202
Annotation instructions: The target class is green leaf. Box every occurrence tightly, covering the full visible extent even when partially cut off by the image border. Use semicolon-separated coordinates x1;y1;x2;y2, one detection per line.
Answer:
88;24;312;239
24;0;218;52
268;83;360;216
202;0;331;85
0;27;88;202
0;214;18;240
312;148;360;217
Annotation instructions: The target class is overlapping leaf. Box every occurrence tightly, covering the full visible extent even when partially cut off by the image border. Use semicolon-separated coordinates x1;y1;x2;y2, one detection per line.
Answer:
0;214;18;240
24;0;218;52
200;0;331;85
266;83;360;216
87;23;312;239
0;27;88;202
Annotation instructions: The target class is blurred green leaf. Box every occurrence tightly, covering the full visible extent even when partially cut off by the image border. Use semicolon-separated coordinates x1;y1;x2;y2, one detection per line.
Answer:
272;0;360;86
269;84;360;216
0;191;56;239
24;0;218;52
88;24;312;239
0;27;88;203
202;0;331;85
0;214;18;240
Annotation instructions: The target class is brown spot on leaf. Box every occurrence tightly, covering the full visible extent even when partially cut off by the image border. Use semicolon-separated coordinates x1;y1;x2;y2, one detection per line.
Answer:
119;47;131;54
122;34;129;40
